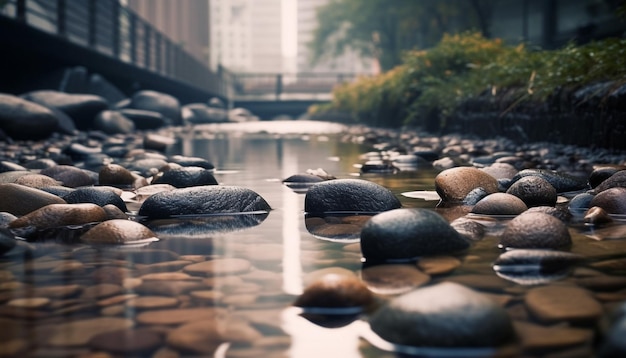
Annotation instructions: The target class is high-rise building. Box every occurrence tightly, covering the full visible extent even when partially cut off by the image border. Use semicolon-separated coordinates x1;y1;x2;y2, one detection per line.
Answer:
209;0;283;73
126;0;210;66
297;0;373;74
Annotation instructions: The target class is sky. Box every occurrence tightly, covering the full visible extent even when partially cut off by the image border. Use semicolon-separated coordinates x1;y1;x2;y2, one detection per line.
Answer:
282;0;298;58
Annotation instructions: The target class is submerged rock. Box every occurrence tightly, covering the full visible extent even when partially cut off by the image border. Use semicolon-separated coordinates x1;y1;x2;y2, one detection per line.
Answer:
369;282;515;348
293;272;373;310
499;212;571;249
138;185;271;219
80;219;157;245
304;179;401;214
360;208;469;262
509;169;588;193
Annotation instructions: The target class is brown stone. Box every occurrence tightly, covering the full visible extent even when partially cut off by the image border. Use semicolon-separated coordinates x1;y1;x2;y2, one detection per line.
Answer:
7;297;50;309
135;280;205;296
361;264;430;295
166;318;262;355
136;307;227;325
80;283;124;299
125;296;180;310
435;167;499;202
45;317;134;347
81;220;158;245
9;203;108;229
416;256;462;275
184;258;252;276
89;328;164;355
524;285;603;324
513;321;593;351
0;183;66;216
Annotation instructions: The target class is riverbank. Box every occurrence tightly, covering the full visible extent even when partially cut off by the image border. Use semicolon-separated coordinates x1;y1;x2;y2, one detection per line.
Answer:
309;33;626;150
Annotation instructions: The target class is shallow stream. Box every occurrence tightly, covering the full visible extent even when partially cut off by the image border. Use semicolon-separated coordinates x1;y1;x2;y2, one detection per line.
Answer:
2;120;626;357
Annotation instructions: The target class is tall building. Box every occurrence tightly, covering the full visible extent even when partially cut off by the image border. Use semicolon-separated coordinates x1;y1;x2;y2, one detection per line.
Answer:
209;0;283;73
126;0;210;65
297;0;373;74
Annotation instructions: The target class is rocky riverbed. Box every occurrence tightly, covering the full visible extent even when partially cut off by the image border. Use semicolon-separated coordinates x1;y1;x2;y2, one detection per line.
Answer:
1;79;626;357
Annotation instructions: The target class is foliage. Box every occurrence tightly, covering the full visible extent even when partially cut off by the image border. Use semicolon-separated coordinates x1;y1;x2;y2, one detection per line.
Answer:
311;32;626;129
309;0;496;72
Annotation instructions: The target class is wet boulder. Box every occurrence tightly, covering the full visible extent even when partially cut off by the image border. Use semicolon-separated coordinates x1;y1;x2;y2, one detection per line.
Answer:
21;90;108;130
304;179;401;214
8;203;107;229
293;272;373;310
99;164;141;187
169;155;215;170
588;167;623;189
499;212;571;249
509;169;588;193
589;187;626;214
506;176;557;207
360;208;469;262
151;167;218;188
63;187;128;212
0;94;59;140
40;165;96;188
93;110;135;134
435;167;499;203
138;185;271;219
0;183;66;216
593;170;626;194
81;219;157;245
119;109;169;130
128;90;181;125
471;193;528;216
369;282;515;348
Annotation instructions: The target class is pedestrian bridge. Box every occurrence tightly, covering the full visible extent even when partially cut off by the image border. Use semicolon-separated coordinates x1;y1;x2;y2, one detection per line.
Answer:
0;0;363;119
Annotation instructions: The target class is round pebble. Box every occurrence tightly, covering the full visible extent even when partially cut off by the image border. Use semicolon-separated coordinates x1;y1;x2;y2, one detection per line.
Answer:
369;282;515;348
360;208;469;262
471;193;528;216
499;212;572;249
434;167;499;203
80;220;157;245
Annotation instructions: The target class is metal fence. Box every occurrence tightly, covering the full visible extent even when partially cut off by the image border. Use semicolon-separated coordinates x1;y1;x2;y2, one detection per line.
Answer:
231;72;364;100
0;0;227;97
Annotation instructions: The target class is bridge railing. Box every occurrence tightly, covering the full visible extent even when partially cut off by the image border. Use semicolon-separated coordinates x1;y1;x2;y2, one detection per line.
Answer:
0;0;227;98
230;72;365;100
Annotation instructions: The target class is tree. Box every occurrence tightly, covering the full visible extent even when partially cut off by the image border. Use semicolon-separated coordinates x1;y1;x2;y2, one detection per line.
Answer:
309;0;496;72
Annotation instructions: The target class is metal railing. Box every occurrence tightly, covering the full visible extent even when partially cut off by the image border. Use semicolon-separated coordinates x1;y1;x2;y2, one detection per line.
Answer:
230;72;364;100
0;0;227;97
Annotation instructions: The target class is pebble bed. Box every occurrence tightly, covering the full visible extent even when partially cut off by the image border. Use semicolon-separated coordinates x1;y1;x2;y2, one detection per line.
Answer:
1;117;626;357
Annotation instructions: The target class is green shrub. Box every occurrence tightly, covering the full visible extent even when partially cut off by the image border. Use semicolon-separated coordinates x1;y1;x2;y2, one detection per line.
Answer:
313;32;626;129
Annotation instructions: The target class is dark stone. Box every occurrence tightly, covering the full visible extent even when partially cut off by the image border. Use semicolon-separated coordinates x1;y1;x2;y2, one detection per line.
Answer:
360;208;469;262
63;187;128;212
509;169;588;193
471;193;528;216
138;185;271;219
589;187;626;214
493;249;583;274
21;90;108;130
151;167;218;188
93;110;135;134
40;165;96;188
304;179;401;214
506;175;557;207
568;192;595;215
499;212;571;249
182;103;227;124
119;109;169;129
589;167;623;189
599;302;626;357
369;282;515;348
169;155;215;170
128;90;181;125
593;170;626;193
0;94;59;140
87;73;128;105
413;149;439;162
